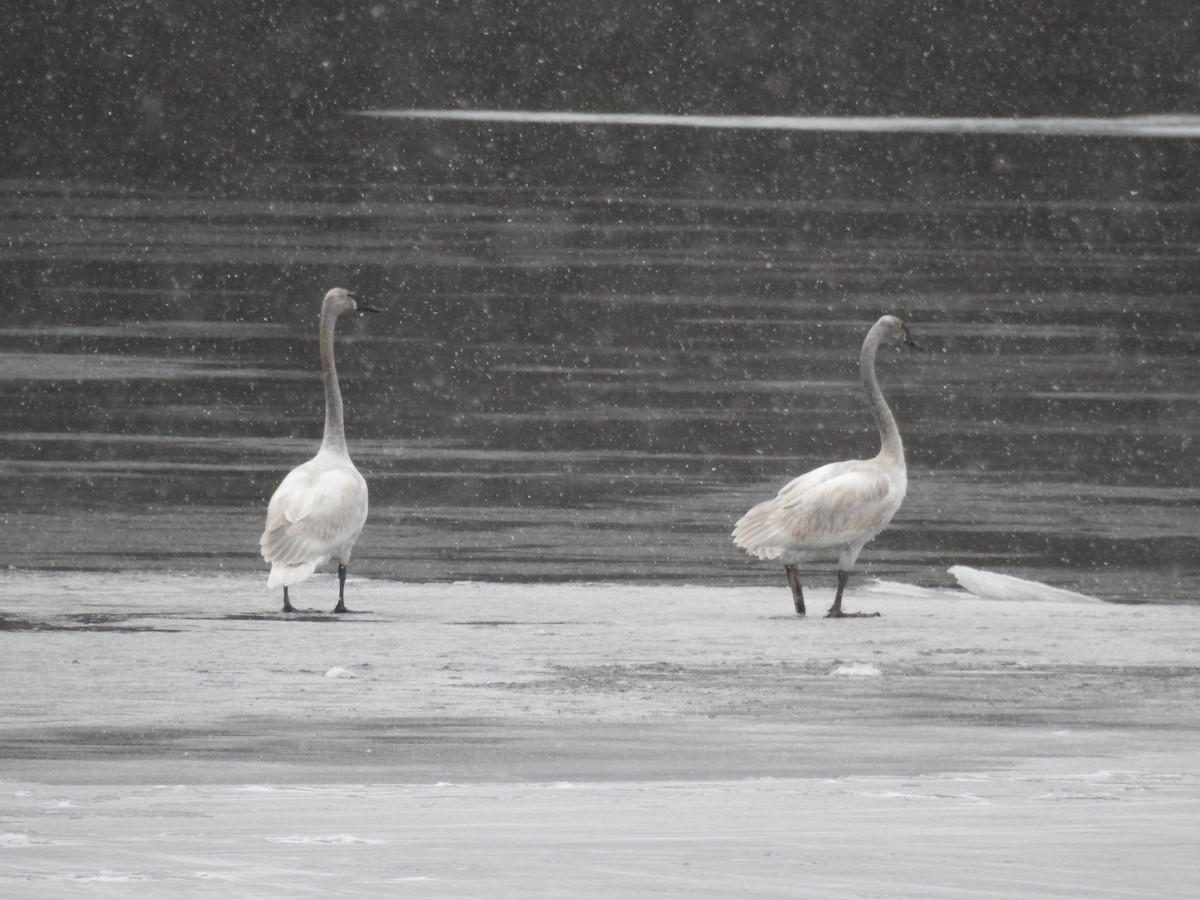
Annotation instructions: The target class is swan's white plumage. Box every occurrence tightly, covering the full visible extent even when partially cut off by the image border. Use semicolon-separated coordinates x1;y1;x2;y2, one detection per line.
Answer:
733;458;905;569
261;449;368;588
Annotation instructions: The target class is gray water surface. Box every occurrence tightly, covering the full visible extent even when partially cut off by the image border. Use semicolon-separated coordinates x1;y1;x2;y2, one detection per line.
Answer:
1;173;1197;602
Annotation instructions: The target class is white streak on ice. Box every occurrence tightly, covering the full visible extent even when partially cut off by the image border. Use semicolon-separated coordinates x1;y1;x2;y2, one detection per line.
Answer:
865;580;945;599
351;109;1200;138
833;663;882;677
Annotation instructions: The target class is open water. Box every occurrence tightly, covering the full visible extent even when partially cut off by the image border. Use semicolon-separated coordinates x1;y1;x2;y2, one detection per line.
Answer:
0;127;1197;602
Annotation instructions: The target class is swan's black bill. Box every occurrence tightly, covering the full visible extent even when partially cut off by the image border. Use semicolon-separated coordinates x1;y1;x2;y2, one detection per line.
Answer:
900;324;924;351
343;290;382;314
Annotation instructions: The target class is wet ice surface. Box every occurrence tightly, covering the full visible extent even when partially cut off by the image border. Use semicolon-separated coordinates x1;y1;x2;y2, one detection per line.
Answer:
0;177;1198;602
2;571;1200;897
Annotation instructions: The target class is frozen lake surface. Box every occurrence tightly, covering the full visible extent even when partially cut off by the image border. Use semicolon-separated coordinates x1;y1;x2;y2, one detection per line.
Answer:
2;571;1199;897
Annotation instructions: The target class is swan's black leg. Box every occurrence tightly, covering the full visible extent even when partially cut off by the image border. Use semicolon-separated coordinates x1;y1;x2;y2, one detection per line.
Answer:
333;564;351;614
826;569;880;618
282;587;297;613
785;565;806;615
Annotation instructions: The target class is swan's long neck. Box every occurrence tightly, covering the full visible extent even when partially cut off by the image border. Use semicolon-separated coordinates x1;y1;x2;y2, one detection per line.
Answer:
318;308;349;456
860;327;904;464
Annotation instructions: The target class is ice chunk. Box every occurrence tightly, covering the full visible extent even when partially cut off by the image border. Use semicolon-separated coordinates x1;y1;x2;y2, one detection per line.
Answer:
949;566;1101;603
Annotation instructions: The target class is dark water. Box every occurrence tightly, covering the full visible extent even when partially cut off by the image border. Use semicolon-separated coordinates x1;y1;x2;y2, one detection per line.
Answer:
1;149;1198;603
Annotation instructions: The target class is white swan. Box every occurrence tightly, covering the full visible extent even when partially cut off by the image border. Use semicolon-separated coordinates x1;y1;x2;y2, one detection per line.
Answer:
732;315;921;617
260;288;380;613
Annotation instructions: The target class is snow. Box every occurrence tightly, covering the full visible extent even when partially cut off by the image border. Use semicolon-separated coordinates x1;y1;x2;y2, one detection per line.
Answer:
2;570;1199;898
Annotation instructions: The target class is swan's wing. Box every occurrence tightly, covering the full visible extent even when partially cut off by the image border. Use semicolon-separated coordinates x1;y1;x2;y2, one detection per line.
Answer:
733;462;903;557
770;461;853;507
771;467;900;549
732;496;790;558
733;463;844;556
260;459;368;566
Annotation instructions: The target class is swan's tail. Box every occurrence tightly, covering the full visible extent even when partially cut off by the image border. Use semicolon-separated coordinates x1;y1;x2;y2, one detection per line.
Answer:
732;502;786;560
267;561;318;590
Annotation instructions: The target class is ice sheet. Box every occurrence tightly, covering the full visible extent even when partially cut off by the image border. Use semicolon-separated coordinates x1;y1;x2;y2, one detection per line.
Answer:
2;571;1198;898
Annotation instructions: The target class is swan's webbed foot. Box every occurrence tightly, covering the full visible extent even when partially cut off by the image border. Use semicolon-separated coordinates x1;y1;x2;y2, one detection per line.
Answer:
824;569;880;618
282;588;298;613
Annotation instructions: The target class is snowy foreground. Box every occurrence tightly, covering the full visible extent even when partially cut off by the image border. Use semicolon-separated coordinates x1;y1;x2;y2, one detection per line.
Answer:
2;571;1199;898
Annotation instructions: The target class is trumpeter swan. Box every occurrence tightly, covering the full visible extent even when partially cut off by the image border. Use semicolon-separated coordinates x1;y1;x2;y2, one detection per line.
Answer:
260;288;380;613
732;315;921;617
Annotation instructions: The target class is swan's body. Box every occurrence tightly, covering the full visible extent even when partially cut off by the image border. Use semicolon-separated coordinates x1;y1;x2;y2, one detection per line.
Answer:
260;288;379;613
262;450;368;597
732;315;919;617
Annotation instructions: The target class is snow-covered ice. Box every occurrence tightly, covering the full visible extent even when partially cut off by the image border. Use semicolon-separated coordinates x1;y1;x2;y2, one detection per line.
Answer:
2;570;1199;898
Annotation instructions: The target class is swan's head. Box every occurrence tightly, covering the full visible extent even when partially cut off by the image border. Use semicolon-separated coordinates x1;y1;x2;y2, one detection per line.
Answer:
875;315;922;351
323;287;382;317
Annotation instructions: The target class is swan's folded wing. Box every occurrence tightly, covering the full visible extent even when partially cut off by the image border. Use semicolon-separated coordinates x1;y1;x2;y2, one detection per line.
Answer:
770;461;850;507
772;468;898;548
734;461;892;557
732;495;791;558
260;464;368;566
729;460;883;554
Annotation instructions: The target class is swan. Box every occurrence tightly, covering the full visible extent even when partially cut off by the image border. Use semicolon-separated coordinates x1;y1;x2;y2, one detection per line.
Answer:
732;315;921;618
260;288;380;613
